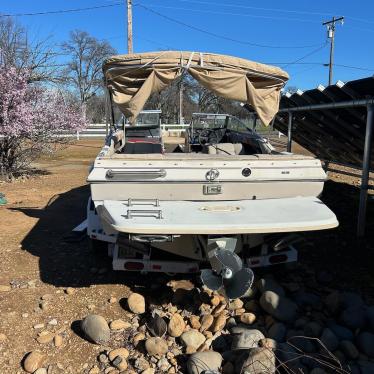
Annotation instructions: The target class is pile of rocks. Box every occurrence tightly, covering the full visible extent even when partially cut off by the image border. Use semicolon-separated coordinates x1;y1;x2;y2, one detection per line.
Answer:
21;269;374;373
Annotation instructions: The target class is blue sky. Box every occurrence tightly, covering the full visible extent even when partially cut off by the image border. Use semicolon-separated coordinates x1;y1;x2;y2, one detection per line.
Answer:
2;0;374;90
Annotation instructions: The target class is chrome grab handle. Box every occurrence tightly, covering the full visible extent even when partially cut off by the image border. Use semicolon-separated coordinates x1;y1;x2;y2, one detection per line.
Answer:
106;169;166;179
130;234;174;243
125;209;163;219
126;198;160;207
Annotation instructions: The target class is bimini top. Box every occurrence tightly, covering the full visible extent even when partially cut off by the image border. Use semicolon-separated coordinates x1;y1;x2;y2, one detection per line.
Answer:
103;51;289;126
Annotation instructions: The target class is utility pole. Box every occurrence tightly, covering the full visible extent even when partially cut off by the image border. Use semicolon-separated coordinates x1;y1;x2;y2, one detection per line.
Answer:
127;0;133;54
322;16;344;85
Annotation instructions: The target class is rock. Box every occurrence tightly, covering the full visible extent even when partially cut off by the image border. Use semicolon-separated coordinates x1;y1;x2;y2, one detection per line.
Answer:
112;355;128;371
340;340;359;360
259;338;277;350
110;319;131;330
244;300;260;313
357;331;374;357
293;291;320;307
324;291;340;315
167;279;194;291
0;285;11;292
127;293;145;314
36;331;54;344
109;296;117;304
228;299;243;310
145;337;168;356
340;292;364;309
180;330;205;349
34;369;47;374
200;314;214;332
33;323;45;329
190;315;201;330
358;360;374;374
234;308;245;316
316;270;333;284
288;333;316;353
48;318;58;326
240;313;256;325
81;314;110;345
142;369;155;374
148;314;167;337
108;348;129;361
133;332;145;346
210;295;220;306
54;334;63;347
304;321;323;338
0;333;7;343
267;322;287;342
231;329;264;350
320;328;339;352
186;351;222;374
157;357;170;371
257;278;285;296
222;361;235;374
276;343;301;368
211;314;227;332
240;347;276;374
65;287;75;295
327;322;354;341
89;365;100;374
134;357;150;371
260;291;297;322
168;313;185;337
23;351;46;373
340;306;367;330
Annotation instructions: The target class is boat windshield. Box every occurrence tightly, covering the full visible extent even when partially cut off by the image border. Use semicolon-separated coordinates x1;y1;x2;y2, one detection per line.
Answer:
191;114;228;129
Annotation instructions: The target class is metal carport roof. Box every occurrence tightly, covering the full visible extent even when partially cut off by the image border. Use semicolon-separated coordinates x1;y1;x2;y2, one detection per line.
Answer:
274;76;374;168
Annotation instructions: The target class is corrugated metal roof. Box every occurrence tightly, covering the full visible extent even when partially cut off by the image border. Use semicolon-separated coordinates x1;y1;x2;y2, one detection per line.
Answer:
274;76;374;168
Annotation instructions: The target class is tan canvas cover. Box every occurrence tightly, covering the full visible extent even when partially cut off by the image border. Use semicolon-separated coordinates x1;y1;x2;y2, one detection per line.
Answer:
103;51;289;126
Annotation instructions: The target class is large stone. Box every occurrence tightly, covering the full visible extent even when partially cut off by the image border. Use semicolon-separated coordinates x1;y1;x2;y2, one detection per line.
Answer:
293;291;320;307
240;348;276;374
181;330;206;349
186;351;222;374
267;322;287;342
256;278;285;296
81;314;110;345
211;314;227;332
340;306;367;330
168;313;185;337
145;337;168;356
228;299;244;310
358;360;374;374
340;292;364;309
326;322;354;341
23;351;46;373
110;319;131;330
127;293;145;314
340;340;359;360
231;329;265;350
260;291;297;322
357;331;374;358
324;291;341;315
320;328;339;352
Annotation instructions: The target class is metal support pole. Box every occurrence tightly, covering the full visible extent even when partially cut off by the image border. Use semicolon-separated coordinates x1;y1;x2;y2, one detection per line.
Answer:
287;112;293;152
357;104;374;237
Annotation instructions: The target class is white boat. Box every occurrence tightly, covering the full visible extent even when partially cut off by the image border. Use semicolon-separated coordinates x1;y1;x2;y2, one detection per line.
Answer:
86;51;338;298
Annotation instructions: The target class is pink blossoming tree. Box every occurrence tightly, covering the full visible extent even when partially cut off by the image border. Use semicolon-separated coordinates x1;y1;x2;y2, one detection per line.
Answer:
0;67;85;178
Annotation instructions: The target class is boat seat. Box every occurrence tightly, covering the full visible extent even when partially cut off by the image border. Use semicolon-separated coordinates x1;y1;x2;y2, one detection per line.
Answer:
206;143;243;155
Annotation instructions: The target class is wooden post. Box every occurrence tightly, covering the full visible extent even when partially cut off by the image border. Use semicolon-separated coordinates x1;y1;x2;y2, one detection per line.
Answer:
127;0;133;54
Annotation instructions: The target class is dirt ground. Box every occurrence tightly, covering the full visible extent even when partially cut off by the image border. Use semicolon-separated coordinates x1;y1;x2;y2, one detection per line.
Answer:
0;138;373;373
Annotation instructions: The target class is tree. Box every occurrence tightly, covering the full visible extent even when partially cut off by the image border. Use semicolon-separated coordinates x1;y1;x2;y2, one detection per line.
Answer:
0;17;60;83
62;30;116;119
0;67;85;178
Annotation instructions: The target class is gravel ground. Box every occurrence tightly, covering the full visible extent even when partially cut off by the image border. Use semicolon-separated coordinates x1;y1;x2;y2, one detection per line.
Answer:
0;139;373;373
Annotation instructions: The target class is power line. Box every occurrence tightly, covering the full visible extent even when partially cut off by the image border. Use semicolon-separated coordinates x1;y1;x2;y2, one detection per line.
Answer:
139;2;321;24
0;2;123;17
282;43;328;68
137;4;325;49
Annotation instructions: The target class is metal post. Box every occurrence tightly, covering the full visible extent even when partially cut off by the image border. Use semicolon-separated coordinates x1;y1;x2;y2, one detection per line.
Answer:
127;0;133;54
357;104;374;237
287;112;293;152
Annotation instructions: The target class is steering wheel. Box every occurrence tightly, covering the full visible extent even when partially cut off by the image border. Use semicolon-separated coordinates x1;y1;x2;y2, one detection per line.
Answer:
198;129;220;146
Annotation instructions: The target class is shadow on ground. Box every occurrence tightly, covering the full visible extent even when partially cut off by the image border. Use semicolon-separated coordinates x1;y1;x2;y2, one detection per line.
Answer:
9;179;374;300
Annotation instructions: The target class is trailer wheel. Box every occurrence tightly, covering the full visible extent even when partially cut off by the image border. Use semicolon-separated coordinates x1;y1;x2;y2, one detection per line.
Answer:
88;238;108;254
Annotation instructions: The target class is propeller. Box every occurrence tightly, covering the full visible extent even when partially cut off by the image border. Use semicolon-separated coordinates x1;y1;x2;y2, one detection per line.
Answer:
201;248;254;300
